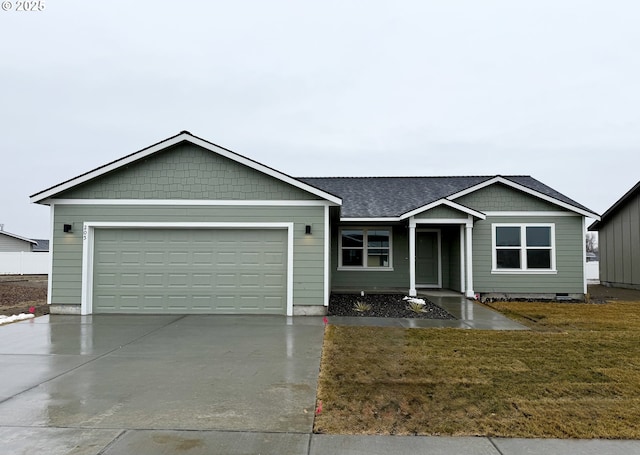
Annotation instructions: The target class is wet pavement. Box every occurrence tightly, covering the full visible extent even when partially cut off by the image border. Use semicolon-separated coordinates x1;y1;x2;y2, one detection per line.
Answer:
1;305;639;454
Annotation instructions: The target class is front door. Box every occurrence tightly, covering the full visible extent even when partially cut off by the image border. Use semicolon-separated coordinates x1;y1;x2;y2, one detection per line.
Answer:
416;230;441;287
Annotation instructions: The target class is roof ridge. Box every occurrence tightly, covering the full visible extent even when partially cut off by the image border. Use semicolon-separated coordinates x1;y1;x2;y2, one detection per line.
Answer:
298;175;532;179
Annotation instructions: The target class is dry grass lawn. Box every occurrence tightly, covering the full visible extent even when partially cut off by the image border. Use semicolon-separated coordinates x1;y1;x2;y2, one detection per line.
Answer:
314;299;640;438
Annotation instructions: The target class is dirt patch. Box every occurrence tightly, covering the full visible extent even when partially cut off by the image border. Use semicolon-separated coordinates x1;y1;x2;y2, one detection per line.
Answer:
0;275;48;317
588;284;640;303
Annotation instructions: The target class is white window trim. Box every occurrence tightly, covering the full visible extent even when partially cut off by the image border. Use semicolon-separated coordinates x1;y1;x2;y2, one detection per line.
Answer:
491;223;557;274
338;227;394;271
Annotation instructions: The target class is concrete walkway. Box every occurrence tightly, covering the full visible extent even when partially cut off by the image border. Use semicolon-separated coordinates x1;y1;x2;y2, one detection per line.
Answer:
1;310;639;454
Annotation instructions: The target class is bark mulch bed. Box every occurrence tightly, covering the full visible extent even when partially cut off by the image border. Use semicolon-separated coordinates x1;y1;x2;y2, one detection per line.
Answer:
328;293;455;319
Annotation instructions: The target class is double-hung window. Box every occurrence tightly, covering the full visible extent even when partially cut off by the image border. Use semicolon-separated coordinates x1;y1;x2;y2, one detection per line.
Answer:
340;228;392;269
493;224;555;272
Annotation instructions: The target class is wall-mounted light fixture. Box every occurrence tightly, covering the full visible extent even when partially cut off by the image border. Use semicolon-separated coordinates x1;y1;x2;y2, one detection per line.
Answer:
63;223;73;233
305;225;312;235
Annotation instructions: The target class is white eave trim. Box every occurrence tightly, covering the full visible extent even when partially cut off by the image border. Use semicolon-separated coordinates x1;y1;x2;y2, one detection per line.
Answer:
30;132;343;206
45;199;335;207
483;211;580;217
340;217;402;222
447;176;600;220
400;198;486;220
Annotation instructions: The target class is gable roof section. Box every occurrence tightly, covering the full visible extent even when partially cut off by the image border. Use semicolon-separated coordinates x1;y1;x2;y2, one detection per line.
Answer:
0;230;37;245
589;180;640;231
448;176;600;219
30;131;342;205
299;175;599;219
401;199;486;221
299;176;490;218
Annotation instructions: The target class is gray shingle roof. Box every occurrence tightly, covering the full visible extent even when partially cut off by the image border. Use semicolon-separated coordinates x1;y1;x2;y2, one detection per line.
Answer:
298;176;594;218
32;239;50;252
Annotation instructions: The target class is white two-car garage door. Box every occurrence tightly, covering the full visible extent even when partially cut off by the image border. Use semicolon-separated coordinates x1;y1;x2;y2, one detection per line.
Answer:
92;228;288;314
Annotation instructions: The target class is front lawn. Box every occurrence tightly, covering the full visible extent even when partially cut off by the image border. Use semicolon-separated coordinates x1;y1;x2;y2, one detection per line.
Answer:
314;299;640;438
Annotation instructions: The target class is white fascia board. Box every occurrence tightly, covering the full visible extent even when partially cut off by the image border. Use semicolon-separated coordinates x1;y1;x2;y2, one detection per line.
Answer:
340;217;402;222
31;133;342;206
400;199;486;220
483;211;579;217
447;176;600;219
186;136;342;205
82;221;293;229
48;199;334;207
414;218;470;225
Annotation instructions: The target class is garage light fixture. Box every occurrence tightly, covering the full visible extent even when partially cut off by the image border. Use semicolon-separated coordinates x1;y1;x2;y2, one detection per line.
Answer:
305;225;312;235
63;223;73;233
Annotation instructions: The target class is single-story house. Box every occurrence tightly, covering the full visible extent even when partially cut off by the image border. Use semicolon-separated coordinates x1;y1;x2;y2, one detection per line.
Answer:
0;228;38;252
589;181;640;290
30;131;600;315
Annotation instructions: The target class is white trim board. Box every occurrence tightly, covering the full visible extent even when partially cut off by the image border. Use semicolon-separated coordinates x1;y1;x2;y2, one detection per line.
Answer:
31;132;342;206
48;199;335;207
401;198;486;220
483;211;579;217
80;221;295;316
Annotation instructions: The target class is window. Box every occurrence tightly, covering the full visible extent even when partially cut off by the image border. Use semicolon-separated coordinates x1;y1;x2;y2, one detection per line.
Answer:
493;224;555;272
339;228;391;269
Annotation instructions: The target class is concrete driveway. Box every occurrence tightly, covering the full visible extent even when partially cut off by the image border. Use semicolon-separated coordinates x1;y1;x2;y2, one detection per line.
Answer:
3;313;640;455
0;314;326;454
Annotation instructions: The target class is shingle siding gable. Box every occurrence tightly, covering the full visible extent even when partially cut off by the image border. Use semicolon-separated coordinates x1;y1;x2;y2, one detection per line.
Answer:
58;143;321;201
455;183;563;212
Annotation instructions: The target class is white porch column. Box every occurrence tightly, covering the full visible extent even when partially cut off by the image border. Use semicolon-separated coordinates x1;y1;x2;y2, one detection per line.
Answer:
465;220;475;298
459;224;466;293
409;218;417;296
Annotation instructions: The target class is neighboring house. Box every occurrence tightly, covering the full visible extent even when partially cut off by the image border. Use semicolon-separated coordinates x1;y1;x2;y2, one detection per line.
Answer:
0;229;38;252
0;230;50;275
32;239;50;252
30;131;600;315
589;181;640;290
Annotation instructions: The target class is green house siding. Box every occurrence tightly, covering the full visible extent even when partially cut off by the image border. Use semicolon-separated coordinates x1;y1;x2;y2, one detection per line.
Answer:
331;225;410;289
414;205;468;219
456;183;563;212
58;143;320;201
330;224;463;292
472;215;584;294
51;204;326;309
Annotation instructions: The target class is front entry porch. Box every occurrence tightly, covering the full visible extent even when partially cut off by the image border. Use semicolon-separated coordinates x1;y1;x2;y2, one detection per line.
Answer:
409;218;476;299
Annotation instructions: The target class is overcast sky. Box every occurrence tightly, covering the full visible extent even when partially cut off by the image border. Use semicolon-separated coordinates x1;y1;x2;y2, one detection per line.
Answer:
1;1;639;239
